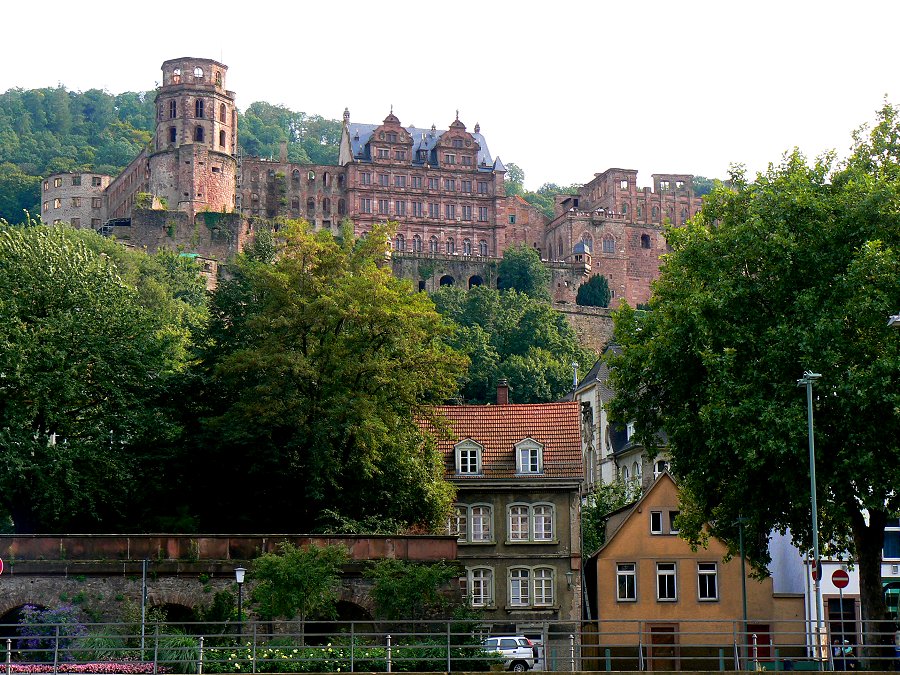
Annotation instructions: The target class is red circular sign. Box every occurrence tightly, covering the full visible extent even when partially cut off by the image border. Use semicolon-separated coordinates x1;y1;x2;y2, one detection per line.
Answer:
832;569;850;589
811;561;823;581
0;557;4;575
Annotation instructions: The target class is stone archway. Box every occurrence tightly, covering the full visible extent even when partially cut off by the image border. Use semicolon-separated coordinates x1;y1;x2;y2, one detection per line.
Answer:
468;275;483;288
439;275;455;287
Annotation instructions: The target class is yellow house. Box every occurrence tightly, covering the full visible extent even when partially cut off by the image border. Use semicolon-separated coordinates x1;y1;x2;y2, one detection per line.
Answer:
588;473;805;670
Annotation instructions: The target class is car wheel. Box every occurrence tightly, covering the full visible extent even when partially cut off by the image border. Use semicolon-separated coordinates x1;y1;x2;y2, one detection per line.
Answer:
511;661;528;672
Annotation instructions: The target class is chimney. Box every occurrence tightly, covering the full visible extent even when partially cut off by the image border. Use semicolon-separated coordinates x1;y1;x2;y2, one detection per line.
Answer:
497;379;510;405
279;140;288;163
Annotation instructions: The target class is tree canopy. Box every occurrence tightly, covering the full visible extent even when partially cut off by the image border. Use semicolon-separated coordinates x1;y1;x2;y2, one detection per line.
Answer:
576;274;611;307
432;284;594;404
608;103;900;639
497;243;550;300
0;223;203;533
188;221;465;533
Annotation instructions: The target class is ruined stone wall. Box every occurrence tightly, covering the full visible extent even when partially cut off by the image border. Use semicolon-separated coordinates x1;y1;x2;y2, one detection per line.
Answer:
553;304;615;354
148;145;236;218
41;172;111;228
109;209;244;262
106;150;150;220
240;160;345;230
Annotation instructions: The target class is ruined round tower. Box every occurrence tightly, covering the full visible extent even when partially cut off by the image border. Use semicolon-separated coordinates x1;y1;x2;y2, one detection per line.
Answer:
149;58;237;217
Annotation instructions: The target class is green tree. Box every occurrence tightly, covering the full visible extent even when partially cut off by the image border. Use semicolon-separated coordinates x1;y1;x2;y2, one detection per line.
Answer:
432;285;594;403
581;480;636;556
0;163;40;223
251;542;349;621
576;274;611;307
503;162;525;197
608;104;900;650
191;221;465;532
0;223;196;532
497;243;550;300
366;560;462;621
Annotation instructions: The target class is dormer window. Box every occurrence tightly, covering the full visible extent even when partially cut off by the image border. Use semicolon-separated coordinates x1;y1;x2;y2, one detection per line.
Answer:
515;439;543;474
455;440;483;475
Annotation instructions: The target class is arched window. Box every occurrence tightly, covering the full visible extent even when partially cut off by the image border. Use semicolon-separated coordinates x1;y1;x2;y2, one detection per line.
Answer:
429;236;439;253
292;169;301;182
602;236;615;254
219;103;226;123
194;126;204;142
195;99;204;118
440;275;455;287
463;239;472;255
412;234;422;252
479;240;488;256
641;233;651;249
308;171;316;182
622;465;630;481
219;130;226;148
632;461;641;480
447;238;455;254
581;232;593;251
395;234;406;251
622;203;628;214
323;198;331;214
291;197;300;211
652;206;659;220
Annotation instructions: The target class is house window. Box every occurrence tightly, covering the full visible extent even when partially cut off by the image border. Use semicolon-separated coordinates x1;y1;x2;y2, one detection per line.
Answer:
91;176;102;187
378;199;389;215
395;175;407;188
394;150;406;161
450;504;493;543
444;178;456;191
516;440;543;473
698;563;718;601
669;511;680;534
360;198;372;213
412;202;424;217
602;236;615;253
478;207;489;222
657;563;677;601
444;153;456;165
654;460;669;477
650;511;663;534
455;441;482;474
509;569;530;606
360;172;372;185
72;175;81;186
412;176;423;189
195;99;204;118
533;568;554;606
71;197;81;207
169;100;177;118
446;204;457;220
508;504;554;542
462;205;473;221
479;240;488;256
509;214;517;224
395;200;407;216
469;568;493;607
428;177;439;190
617;563;637;601
379;173;389;187
478;181;488;194
429;236;438;253
884;518;900;559
462;180;473;193
471;505;493;542
377;148;390;159
395;234;406;251
429;203;440;219
449;505;467;540
412;234;422;252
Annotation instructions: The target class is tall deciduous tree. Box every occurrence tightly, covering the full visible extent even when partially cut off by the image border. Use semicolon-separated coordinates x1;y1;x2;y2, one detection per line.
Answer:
191;221;464;532
497;243;550;300
0;223;196;532
432;285;594;404
608;104;900;652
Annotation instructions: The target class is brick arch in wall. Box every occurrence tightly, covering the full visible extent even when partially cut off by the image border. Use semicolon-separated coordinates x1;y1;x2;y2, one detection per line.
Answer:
0;589;59;620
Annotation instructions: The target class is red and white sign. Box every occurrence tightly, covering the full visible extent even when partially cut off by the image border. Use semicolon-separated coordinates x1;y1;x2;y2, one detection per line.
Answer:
0;557;4;575
832;568;850;589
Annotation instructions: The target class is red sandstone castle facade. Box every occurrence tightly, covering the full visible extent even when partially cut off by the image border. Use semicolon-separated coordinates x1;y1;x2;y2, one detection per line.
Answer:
39;56;703;306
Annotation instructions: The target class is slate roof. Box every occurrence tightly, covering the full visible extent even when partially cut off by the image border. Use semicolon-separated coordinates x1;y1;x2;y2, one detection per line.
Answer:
346;122;497;172
426;402;583;481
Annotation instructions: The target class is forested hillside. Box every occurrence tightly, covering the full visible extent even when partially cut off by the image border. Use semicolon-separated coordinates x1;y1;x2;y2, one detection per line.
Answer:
0;87;342;223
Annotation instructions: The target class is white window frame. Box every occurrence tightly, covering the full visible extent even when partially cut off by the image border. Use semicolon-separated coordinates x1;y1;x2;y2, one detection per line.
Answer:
515;439;544;474
657;562;677;601
507;503;554;542
508;505;530;541
533;567;554;606
448;505;467;541
698;562;718;601
650;511;663;534
470;504;493;542
532;505;554;541
468;567;494;607
455;440;482;475
669;510;680;535
509;568;530;606
617;563;637;601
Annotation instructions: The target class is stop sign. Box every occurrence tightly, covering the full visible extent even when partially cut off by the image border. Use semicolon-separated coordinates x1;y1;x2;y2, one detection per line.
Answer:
832;569;850;589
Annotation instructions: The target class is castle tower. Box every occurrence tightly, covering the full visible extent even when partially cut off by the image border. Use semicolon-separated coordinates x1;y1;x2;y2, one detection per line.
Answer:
149;57;237;217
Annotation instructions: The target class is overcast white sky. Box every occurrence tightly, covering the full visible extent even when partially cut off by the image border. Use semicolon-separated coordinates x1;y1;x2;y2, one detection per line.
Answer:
5;1;898;190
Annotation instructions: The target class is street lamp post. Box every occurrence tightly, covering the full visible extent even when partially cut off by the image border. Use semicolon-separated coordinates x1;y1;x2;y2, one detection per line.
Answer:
235;567;246;635
797;371;824;666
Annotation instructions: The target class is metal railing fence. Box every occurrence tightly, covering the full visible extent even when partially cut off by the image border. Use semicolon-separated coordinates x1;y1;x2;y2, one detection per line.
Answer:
1;618;899;672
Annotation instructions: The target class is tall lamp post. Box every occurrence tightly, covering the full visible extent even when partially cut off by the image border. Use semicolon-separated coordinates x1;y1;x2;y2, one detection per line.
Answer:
797;371;824;665
235;567;246;635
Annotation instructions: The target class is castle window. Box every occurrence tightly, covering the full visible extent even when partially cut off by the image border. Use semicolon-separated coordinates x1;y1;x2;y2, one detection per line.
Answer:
219;103;226;123
622;203;628;214
169;100;177;119
395;175;406;188
395;200;407;216
377;147;390;159
379;174;389;187
681;207;688;222
378;199;389;215
91;197;102;208
652;206;660;219
338;198;346;215
323;172;330;187
676;180;684;189
172;68;181;84
308;171;316;182
323;198;331;213
194;126;204;142
53;198;61;208
637;204;643;218
479;240;488;256
92;176;102;187
71;217;80;227
219;130;226;148
478;206;489;222
452;139;464;148
462;238;472;255
603;236;615;254
429;236;439;253
387;132;398;142
394;150;406;161
445;204;456;220
54;177;62;188
462;205;472;221
620;179;628;189
195;99;204;118
360;198;371;213
194;66;203;78
72;175;81;186
660;180;670;191
462;155;472;165
215;71;222;86
412;234;422;252
412;201;423;217
395;234;406;251
307;198;315;214
444;153;456;165
447;237;455;254
508;214;516;224
641;233;651;249
291;198;300;211
428;203;439;218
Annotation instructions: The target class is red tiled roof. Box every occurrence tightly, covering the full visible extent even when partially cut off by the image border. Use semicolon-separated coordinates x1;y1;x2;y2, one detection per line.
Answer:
424;402;583;480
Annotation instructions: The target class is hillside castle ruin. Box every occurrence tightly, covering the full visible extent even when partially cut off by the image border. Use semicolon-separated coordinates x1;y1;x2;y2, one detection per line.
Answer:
40;56;703;308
